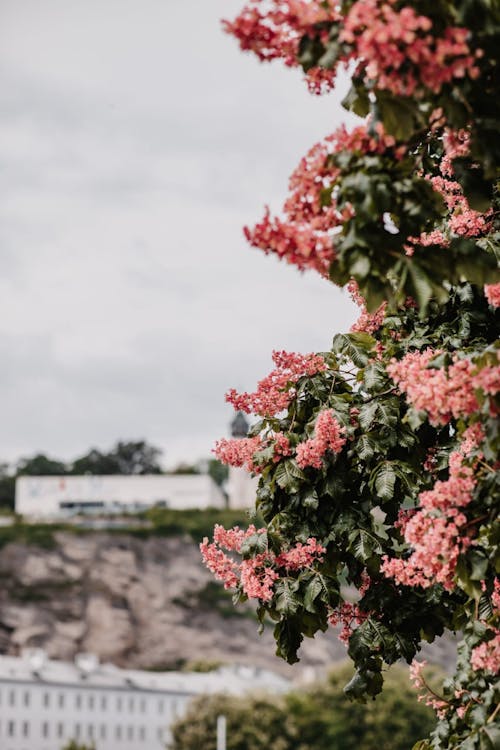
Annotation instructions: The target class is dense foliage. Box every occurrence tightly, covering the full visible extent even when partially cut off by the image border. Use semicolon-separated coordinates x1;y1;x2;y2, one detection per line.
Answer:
202;1;500;748
169;663;437;750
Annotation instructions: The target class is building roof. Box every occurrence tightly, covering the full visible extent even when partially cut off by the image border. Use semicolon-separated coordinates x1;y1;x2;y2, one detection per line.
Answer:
0;651;290;696
230;411;249;438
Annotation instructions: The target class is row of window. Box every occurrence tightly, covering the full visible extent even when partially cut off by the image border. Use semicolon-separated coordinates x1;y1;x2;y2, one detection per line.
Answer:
0;719;167;742
0;688;179;714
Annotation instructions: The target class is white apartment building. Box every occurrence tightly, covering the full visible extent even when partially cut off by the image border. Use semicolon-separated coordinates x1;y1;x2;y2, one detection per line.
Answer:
15;474;226;519
0;650;289;750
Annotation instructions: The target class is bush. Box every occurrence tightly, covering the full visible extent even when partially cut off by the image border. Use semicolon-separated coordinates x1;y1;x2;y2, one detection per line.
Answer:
169;662;437;750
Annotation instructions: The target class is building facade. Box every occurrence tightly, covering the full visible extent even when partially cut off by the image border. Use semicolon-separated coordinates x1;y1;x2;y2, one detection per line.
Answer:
15;474;226;518
0;651;289;750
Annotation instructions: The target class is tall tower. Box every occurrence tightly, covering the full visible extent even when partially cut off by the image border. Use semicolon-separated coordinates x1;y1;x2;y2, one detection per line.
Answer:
226;412;259;509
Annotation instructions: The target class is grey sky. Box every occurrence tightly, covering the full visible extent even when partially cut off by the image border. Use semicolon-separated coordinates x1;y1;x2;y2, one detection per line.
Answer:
0;0;358;468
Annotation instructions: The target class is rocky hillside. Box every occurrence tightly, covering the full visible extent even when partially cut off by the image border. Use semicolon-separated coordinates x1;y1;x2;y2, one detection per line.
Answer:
0;527;457;676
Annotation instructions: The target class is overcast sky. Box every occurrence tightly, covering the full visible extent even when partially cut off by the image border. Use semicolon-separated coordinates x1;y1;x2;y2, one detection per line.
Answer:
0;0;359;469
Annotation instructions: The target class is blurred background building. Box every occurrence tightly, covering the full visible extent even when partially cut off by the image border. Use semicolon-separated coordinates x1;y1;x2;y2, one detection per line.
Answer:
0;650;289;750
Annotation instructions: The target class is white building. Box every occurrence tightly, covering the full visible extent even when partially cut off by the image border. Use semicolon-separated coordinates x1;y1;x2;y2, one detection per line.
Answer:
0;650;289;750
226;413;259;509
15;475;226;519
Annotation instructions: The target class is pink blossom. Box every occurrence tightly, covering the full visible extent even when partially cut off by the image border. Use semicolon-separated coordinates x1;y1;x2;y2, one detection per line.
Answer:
272;432;293;461
341;2;480;97
382;450;476;590
348;279;387;334
471;632;500;675
226;349;326;417
201;525;326;602
213;436;263;472
245;123;403;278
275;538;326;570
387;349;500;426
329;602;369;644
240;556;279;601
296;410;347;469
485;283;500;308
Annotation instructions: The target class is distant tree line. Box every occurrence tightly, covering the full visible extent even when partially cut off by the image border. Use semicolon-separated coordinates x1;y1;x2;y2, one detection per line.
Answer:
0;440;228;510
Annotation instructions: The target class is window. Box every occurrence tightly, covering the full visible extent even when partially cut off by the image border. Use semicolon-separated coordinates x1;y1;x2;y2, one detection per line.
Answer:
157;726;164;740
116;725;122;740
42;721;49;738
100;695;107;711
9;689;15;707
57;722;64;739
7;720;15;737
158;698;164;713
75;693;82;710
116;695;123;711
75;723;81;738
100;724;107;740
88;694;95;710
127;725;134;740
23;691;30;707
88;724;94;739
22;721;29;738
58;693;65;709
43;692;50;708
139;726;146;740
140;697;146;712
128;695;135;712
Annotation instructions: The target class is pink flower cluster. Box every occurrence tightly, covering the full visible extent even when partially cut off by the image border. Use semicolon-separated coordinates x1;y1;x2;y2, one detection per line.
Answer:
275;537;326;570
430;175;492;239
485;283;500;308
328;602;369;645
246;123;401;277
213;431;292;472
347;279;387;334
342;1;480;97
224;1;481;97
213;436;263;472
382;446;478;591
200;524;325;602
409;660;449;717
222;0;340;92
226;349;326;417
387;349;500;426
244;208;335;275
470;631;500;675
296;409;347;469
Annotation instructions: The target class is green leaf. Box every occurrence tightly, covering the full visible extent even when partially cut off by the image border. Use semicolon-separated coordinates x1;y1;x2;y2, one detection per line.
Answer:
274;619;303;664
332;333;375;368
407;263;434;314
373;462;397;501
304;576;324;613
481;724;500;750
356;434;376;461
349;529;382;562
274;460;307;491
359;401;379;431
275;580;301;615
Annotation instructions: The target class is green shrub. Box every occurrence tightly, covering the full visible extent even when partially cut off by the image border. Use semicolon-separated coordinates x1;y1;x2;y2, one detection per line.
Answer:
169;662;438;750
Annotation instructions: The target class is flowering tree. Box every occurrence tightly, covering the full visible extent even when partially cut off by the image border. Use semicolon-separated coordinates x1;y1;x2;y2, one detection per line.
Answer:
202;2;500;748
